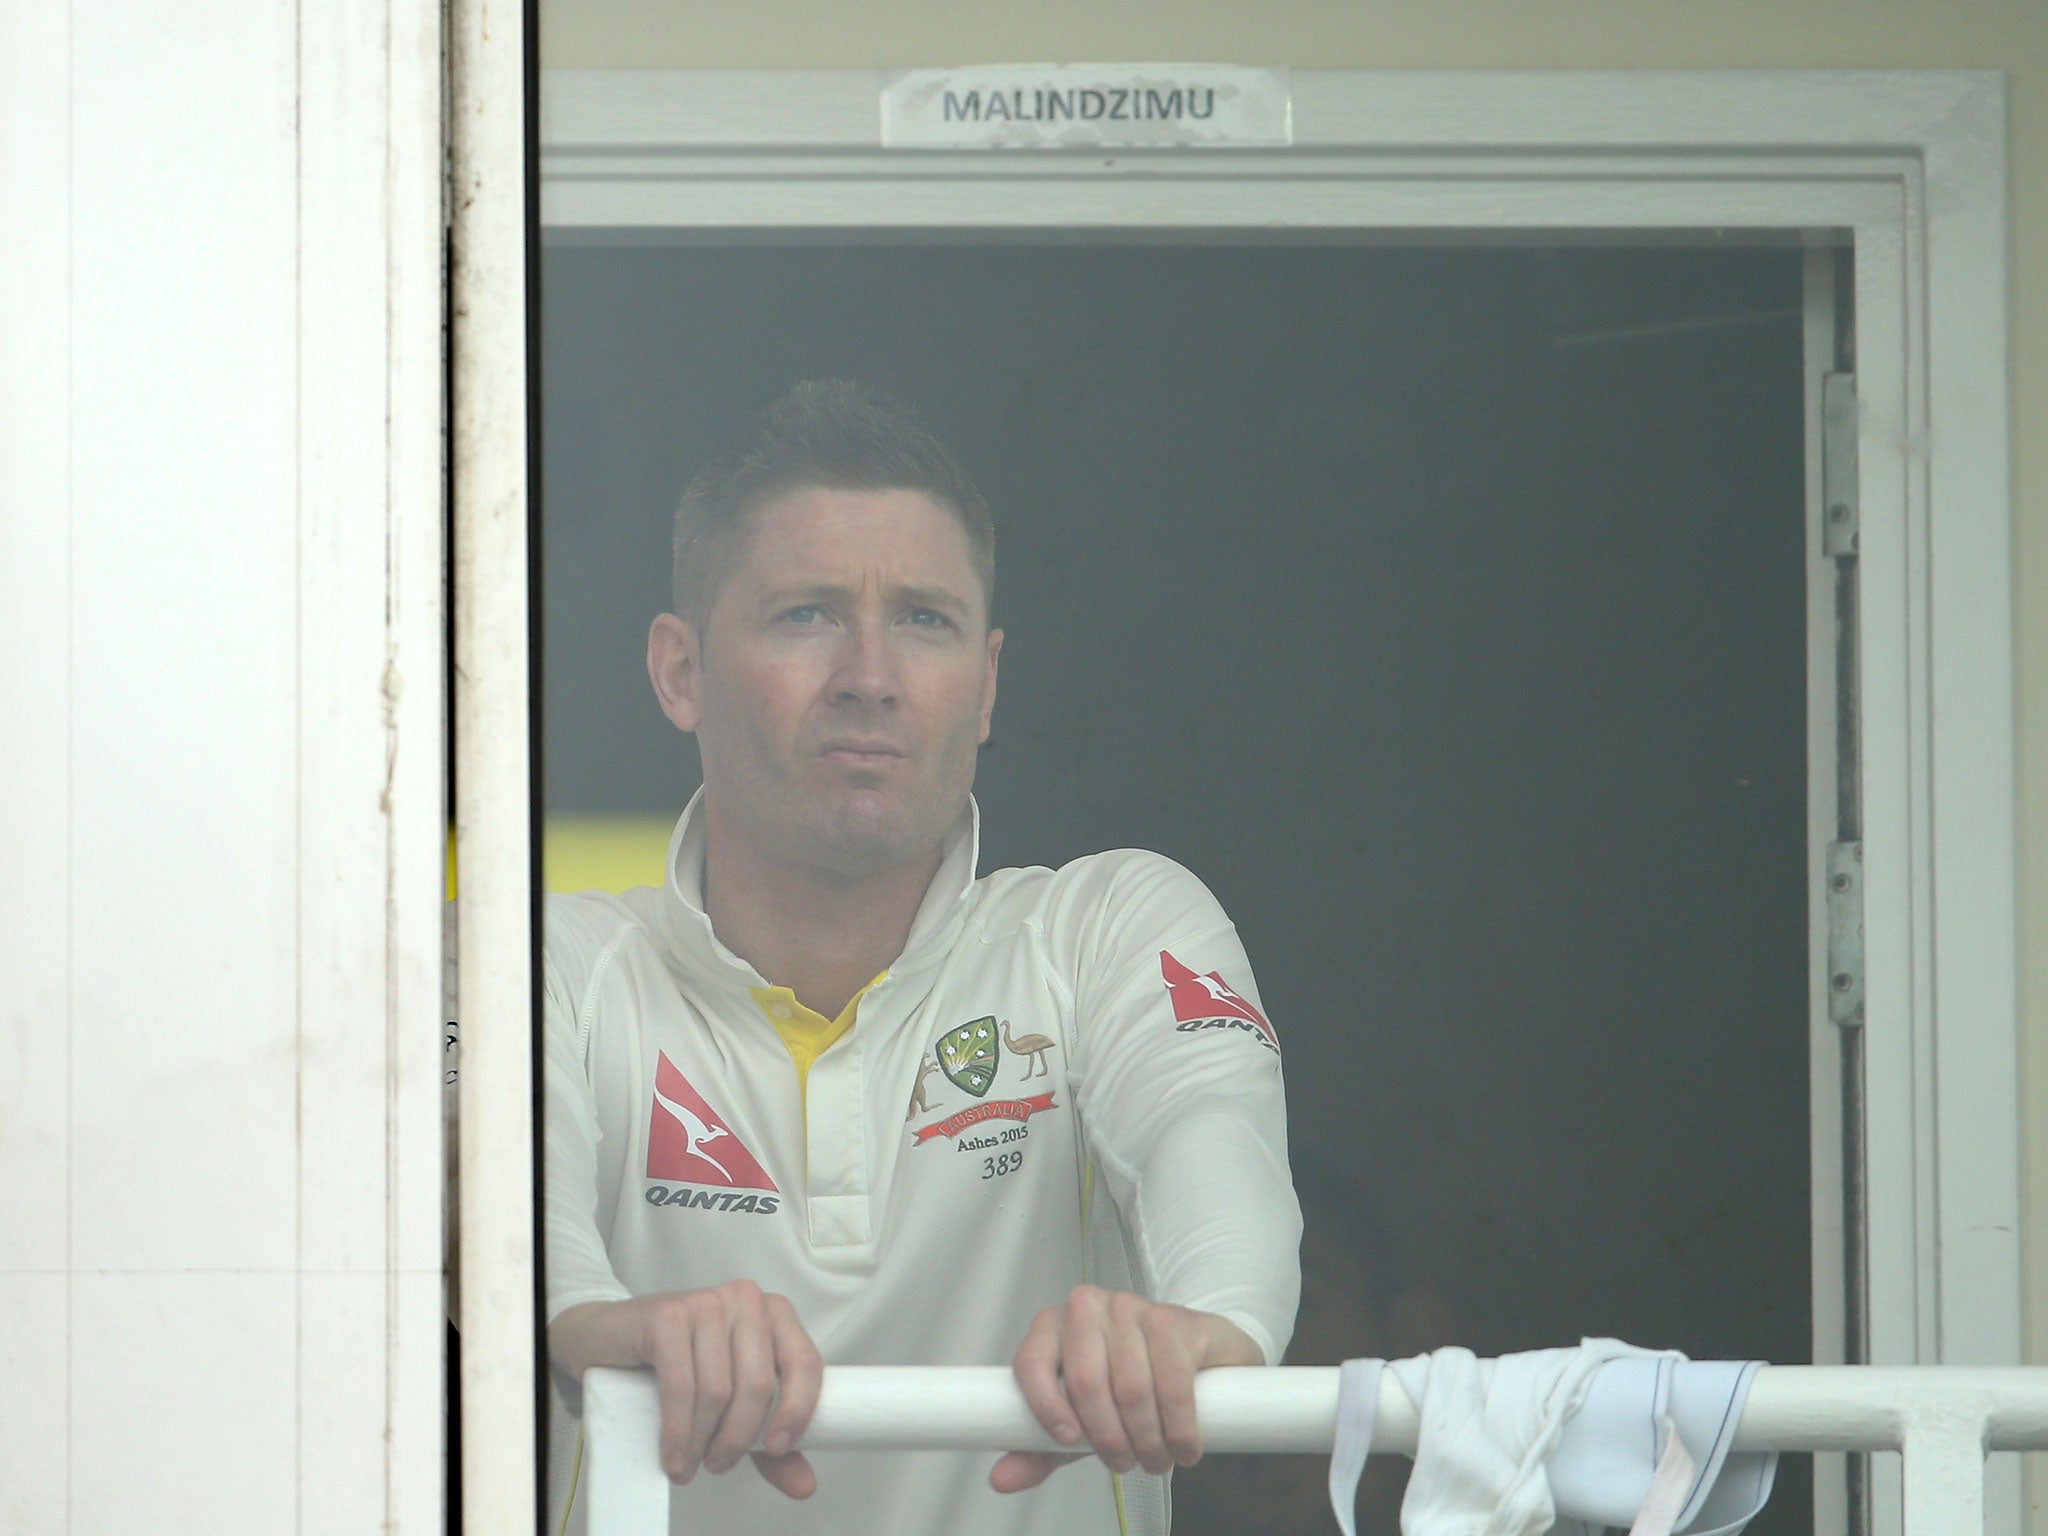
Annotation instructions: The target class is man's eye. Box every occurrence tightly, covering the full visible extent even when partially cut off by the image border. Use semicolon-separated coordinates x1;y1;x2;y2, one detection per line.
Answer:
905;608;953;629
780;605;825;624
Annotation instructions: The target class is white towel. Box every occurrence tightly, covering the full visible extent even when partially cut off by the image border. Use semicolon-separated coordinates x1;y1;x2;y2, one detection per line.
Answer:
1546;1354;1775;1536
1327;1340;1777;1536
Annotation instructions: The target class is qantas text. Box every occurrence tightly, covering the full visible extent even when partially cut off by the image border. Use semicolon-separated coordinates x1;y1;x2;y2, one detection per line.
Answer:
644;1184;781;1215
1175;1017;1281;1053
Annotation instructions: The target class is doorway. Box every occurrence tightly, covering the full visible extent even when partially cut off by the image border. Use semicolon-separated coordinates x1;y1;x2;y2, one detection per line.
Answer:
538;236;1816;1535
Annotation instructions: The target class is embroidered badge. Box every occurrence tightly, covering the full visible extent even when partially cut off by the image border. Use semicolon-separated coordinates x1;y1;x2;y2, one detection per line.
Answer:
936;1015;1001;1097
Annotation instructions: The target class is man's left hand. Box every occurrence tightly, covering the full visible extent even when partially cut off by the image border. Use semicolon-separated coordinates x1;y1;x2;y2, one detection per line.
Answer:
992;1285;1262;1493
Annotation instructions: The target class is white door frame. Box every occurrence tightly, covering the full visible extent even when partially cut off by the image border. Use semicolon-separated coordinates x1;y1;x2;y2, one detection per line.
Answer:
456;63;2016;1532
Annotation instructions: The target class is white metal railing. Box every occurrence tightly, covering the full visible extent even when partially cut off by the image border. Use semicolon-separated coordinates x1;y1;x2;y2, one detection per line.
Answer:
581;1364;2048;1536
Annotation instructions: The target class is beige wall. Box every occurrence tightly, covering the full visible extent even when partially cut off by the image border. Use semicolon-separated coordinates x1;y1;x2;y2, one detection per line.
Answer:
542;0;2047;1509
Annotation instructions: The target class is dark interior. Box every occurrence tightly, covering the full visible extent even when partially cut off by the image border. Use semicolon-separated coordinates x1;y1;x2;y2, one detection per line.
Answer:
539;238;1814;1535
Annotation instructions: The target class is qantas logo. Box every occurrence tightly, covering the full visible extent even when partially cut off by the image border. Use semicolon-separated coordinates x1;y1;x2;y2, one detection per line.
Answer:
646;1052;779;1192
1160;950;1279;1053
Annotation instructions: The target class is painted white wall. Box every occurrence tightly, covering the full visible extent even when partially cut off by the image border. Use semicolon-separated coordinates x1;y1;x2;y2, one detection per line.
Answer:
0;1;445;1530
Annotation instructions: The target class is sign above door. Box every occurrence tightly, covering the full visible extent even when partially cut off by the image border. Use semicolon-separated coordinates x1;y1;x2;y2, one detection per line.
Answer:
881;65;1293;150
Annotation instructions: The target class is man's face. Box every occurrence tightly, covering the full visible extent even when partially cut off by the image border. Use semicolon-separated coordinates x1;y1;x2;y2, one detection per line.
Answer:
652;485;1001;881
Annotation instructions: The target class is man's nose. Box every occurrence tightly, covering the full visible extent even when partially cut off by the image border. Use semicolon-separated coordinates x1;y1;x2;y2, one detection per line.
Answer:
831;615;900;704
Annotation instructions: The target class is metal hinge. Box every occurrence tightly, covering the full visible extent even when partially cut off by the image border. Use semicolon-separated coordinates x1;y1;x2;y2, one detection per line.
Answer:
1822;373;1859;558
1826;840;1864;1027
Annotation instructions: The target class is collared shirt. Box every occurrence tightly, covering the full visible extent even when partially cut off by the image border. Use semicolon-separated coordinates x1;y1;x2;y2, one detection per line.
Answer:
541;790;1301;1536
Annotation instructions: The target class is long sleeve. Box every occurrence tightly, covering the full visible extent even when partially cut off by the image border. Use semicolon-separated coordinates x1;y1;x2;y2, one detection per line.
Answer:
1059;852;1302;1366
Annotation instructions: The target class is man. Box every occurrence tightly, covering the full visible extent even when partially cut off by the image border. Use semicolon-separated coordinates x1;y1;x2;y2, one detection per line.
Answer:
539;380;1300;1534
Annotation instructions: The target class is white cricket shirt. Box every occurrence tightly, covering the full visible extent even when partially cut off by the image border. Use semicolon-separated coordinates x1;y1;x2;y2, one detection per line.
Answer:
541;792;1300;1536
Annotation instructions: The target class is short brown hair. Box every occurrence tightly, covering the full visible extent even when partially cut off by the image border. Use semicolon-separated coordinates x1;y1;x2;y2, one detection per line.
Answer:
670;380;996;623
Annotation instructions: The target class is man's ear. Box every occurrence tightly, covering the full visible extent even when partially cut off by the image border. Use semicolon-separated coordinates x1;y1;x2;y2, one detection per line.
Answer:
978;627;1003;744
648;612;705;733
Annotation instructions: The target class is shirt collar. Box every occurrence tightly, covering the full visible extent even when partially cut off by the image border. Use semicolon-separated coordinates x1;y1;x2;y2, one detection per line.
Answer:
660;785;981;984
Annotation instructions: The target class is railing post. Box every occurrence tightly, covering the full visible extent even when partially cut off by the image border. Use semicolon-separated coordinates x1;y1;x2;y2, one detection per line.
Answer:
585;1370;673;1535
1900;1402;1987;1536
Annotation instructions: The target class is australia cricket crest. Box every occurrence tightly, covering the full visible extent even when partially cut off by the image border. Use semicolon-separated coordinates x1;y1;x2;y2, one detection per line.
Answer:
936;1016;1000;1097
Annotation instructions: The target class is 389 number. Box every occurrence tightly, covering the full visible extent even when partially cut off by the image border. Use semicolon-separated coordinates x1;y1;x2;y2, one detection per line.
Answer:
981;1150;1024;1181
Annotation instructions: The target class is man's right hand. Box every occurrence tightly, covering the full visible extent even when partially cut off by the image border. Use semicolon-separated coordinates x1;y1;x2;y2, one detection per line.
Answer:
548;1280;825;1498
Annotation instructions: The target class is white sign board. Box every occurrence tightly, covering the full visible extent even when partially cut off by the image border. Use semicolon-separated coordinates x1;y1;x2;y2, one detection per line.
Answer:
882;65;1292;150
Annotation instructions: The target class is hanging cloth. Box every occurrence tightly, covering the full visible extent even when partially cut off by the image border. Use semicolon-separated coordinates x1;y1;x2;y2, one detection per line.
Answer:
1327;1340;1777;1536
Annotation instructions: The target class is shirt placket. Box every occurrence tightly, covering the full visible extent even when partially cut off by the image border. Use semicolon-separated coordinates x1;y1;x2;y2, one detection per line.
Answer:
802;996;873;1249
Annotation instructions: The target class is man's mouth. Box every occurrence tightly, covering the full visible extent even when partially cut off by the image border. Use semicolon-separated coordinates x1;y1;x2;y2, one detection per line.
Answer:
820;740;907;769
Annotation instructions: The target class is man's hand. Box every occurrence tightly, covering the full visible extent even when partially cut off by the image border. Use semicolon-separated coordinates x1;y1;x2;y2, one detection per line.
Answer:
548;1280;825;1499
992;1285;1263;1493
